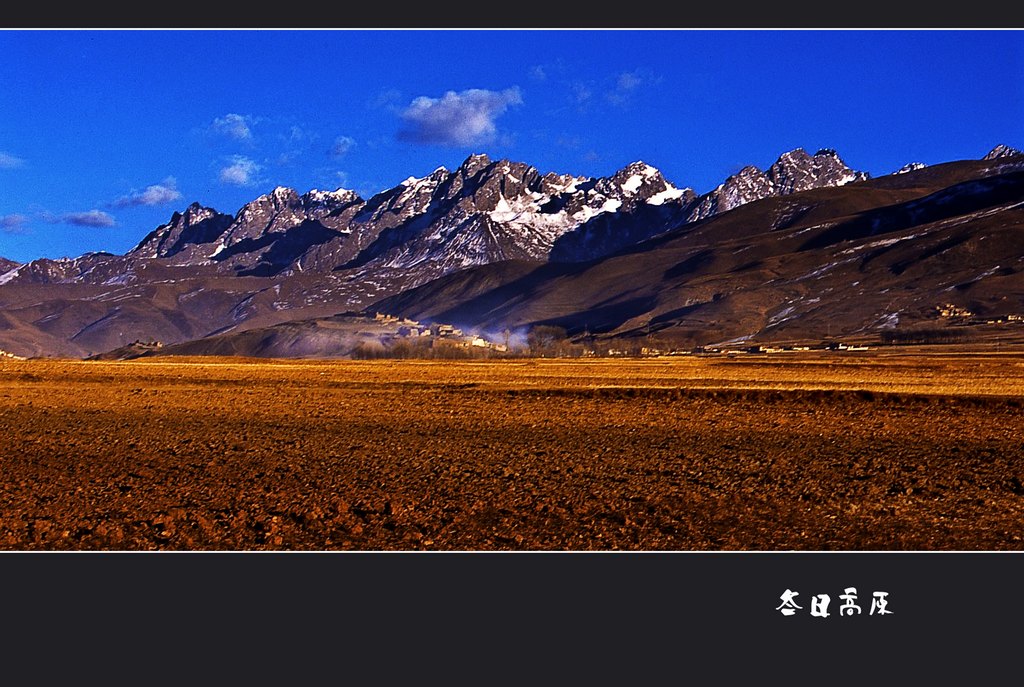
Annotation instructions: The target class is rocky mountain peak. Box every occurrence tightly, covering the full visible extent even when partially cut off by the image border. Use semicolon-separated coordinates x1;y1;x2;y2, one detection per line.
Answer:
127;202;234;260
234;187;303;224
264;186;302;206
687;165;774;220
894;162;928;175
402;166;450;188
732;164;769;181
619;160;660;175
458;153;493;177
121;145;879;276
540;171;588;196
399;167;452;204
433;156;543;213
983;144;1023;160
353;167;451;230
592;160;687;207
181;202;221;223
768;147;868;195
302;188;362;214
774;147;813;164
685;147;868;224
468;160;540;211
607;160;659;185
155;202;219;229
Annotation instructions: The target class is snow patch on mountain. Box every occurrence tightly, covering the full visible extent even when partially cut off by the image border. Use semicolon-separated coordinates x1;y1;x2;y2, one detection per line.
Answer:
894;162;927;175
647;186;687;205
0;264;24;286
621;174;644;194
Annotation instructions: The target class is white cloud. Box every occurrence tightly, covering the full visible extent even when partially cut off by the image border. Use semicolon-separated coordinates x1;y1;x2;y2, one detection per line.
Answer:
63;210;116;227
0;214;28;233
397;87;523;147
113;178;182;208
607;69;657;106
218;156;261;186
0;151;25;169
617;71;643;91
571;82;593;104
528;59;569;82
330;135;356;158
211;113;253;141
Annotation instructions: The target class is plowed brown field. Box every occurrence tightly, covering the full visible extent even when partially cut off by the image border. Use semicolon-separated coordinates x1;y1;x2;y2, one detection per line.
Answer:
2;352;1024;550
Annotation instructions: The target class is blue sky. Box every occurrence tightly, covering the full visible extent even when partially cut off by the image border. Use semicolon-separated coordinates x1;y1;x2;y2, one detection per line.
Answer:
1;29;1021;263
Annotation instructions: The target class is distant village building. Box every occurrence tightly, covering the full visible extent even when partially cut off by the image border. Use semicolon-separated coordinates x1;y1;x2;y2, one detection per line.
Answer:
985;315;1024;325
937;304;973;318
435;324;463;338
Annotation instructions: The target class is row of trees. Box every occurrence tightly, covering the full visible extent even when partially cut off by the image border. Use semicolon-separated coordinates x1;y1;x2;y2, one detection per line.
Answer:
352;325;694;359
352;338;506;360
879;328;969;345
351;325;588;359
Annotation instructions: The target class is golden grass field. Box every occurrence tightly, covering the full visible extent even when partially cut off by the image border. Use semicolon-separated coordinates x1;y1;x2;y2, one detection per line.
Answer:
2;351;1023;550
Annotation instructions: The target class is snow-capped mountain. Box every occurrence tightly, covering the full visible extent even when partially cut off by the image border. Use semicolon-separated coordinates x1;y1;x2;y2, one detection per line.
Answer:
894;162;928;175
129;188;364;272
0;252;134;286
120;152;698;280
115;148;868;282
686;148;869;222
334;154;696;275
983;144;1023;160
2;144;1019;358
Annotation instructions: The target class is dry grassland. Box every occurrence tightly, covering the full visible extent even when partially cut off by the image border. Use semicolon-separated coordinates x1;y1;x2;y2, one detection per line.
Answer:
2;352;1023;550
